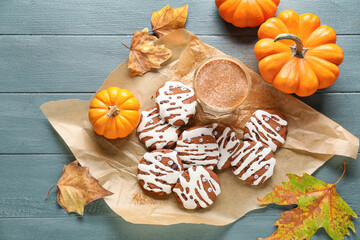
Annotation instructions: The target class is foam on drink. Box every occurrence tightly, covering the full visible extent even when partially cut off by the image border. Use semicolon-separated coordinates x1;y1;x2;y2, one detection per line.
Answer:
194;56;251;115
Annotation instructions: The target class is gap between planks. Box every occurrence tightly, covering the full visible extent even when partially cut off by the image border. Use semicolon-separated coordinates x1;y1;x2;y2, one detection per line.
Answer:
1;92;360;95
0;33;359;37
0;216;122;219
0;152;359;157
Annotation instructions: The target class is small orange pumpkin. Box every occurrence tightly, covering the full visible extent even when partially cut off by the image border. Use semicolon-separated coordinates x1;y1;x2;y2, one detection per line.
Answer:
89;87;140;139
215;0;280;28
254;10;344;97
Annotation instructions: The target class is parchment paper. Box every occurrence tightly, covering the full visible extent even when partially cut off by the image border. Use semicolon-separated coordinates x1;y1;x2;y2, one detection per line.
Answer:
41;29;359;226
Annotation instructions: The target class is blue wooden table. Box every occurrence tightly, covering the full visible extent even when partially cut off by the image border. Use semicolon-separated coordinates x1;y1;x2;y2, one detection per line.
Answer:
1;1;359;239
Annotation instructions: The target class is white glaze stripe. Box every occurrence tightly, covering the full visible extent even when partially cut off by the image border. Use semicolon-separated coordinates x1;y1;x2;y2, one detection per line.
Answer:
173;166;221;209
244;110;287;151
231;141;276;185
137;107;179;149
156;81;197;126
175;127;219;170
211;124;241;169
137;151;183;194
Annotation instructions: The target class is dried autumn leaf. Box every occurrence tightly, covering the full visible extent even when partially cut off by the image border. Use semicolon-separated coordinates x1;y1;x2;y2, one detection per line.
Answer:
126;28;172;77
151;4;188;38
258;162;357;240
47;160;113;216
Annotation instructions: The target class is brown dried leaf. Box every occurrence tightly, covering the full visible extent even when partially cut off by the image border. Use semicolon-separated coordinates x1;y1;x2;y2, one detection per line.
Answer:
151;4;188;38
47;160;113;215
127;28;172;77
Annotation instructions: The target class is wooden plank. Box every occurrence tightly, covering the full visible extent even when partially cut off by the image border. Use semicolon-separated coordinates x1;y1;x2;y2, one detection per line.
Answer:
0;154;358;217
0;155;358;240
0;216;278;240
0;94;90;154
0;154;116;218
0;35;132;93
0;0;358;35
0;93;359;154
1;216;357;240
0;35;358;93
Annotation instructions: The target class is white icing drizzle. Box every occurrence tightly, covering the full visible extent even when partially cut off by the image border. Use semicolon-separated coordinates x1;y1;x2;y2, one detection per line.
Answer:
244;110;288;151
175;127;219;170
137;107;180;149
210;124;241;170
137;151;183;194
156;81;197;126
231;141;276;185
173;166;221;209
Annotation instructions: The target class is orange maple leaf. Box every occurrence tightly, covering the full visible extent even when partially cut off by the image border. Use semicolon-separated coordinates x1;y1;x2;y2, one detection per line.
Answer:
151;4;188;38
258;162;357;240
47;160;113;215
124;28;172;77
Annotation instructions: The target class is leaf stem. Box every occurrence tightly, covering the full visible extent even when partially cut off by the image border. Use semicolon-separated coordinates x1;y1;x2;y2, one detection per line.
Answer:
121;43;131;50
334;162;347;185
46;184;57;197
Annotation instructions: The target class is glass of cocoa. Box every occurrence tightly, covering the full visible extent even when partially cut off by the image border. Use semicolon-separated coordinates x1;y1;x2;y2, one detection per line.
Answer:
194;55;252;117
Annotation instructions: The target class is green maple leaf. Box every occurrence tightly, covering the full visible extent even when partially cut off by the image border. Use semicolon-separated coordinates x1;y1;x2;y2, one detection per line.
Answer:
258;162;357;240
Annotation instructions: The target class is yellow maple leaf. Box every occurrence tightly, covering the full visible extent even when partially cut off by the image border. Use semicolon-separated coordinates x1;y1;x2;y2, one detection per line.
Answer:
258;162;357;240
47;160;113;215
125;28;172;77
151;4;188;38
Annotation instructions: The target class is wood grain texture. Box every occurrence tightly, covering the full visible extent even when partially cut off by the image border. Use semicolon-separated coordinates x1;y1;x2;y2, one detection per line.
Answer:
0;35;358;93
0;94;90;154
0;154;116;218
0;0;359;35
0;0;359;239
0;155;358;240
0;93;359;154
0;216;357;240
0;216;276;240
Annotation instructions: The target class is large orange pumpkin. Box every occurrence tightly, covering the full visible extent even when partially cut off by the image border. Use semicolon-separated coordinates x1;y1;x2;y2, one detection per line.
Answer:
89;87;140;139
215;0;280;28
254;10;344;97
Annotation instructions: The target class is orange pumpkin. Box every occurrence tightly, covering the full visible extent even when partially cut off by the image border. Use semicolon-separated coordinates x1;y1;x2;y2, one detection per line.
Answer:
89;87;140;139
254;10;344;97
215;0;280;28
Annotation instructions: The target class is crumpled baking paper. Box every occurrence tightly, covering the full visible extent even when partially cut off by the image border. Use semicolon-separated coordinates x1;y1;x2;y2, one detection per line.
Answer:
41;29;359;225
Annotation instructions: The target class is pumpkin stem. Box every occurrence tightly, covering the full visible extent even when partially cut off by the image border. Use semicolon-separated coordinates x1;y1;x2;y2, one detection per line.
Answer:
106;105;120;117
274;33;307;58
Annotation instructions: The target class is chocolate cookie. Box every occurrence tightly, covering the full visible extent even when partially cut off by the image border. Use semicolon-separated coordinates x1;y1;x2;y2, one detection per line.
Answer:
209;123;241;170
137;106;181;150
231;141;276;185
155;81;197;126
175;126;219;170
173;166;221;209
243;109;288;152
137;149;184;195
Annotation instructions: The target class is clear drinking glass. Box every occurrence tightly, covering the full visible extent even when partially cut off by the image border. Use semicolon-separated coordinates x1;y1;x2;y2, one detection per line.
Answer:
193;55;252;117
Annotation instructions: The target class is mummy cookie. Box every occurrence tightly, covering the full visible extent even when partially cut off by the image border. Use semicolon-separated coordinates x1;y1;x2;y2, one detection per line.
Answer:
209;123;241;170
137;149;184;195
137;106;181;150
231;141;276;185
173;166;221;209
243;110;288;152
155;81;197;126
175;126;219;170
